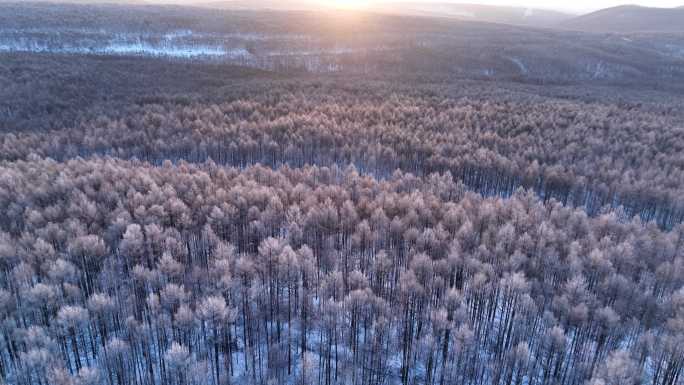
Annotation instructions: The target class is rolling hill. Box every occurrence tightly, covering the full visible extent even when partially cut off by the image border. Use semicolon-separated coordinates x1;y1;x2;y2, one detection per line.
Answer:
200;0;320;11
202;1;574;27
370;2;574;27
561;5;684;33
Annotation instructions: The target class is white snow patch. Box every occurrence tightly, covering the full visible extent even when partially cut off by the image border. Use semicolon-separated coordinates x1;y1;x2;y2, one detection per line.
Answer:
0;40;251;58
163;30;194;40
507;56;529;75
590;61;607;79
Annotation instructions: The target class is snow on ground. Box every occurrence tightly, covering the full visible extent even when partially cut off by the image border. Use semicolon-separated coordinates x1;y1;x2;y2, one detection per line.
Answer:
103;42;247;58
0;39;249;58
0;27;316;61
507;56;529;75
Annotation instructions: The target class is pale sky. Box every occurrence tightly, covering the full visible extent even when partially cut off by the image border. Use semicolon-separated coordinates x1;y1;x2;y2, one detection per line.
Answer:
425;0;683;12
149;0;684;13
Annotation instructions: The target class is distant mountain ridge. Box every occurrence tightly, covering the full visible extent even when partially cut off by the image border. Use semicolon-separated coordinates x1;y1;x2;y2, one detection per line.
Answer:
369;2;574;27
201;1;574;27
4;1;684;33
561;5;684;33
201;2;684;32
200;0;319;11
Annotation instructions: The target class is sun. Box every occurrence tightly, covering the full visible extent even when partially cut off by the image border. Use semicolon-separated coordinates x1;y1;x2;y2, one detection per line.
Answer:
326;0;372;10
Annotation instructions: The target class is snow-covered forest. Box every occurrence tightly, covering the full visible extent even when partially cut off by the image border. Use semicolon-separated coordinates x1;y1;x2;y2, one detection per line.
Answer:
3;156;683;385
1;3;684;385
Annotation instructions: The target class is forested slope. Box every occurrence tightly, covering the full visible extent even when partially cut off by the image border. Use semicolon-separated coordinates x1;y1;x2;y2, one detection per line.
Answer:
2;3;684;85
1;74;684;384
2;62;683;227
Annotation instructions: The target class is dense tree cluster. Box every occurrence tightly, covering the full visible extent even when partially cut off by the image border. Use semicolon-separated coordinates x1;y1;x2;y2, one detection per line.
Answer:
0;157;682;385
0;53;269;132
2;84;683;227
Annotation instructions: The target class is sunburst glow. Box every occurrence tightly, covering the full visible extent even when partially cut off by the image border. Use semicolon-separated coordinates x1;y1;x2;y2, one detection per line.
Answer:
327;0;372;10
